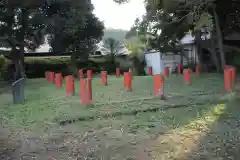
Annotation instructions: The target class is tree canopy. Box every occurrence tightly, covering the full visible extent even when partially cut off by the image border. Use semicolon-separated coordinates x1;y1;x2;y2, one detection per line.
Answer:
47;0;104;55
0;0;105;80
117;0;240;71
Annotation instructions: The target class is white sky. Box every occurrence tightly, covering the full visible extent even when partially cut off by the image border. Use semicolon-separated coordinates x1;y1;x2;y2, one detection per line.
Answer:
92;0;146;30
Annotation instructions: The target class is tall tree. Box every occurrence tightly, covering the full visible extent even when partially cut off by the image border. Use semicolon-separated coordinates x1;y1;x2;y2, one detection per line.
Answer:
47;0;104;73
0;0;99;103
0;7;48;80
0;0;66;81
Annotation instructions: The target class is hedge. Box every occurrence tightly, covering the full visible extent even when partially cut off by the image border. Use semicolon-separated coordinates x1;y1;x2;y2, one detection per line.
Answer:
0;57;131;80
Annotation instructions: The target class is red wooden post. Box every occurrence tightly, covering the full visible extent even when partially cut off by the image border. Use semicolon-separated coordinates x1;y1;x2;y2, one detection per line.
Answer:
116;68;121;77
225;65;231;69
55;73;63;88
183;69;191;85
154;74;165;99
231;66;236;84
78;69;84;79
80;79;85;101
87;70;92;79
177;64;182;74
86;79;92;102
196;64;200;74
49;72;55;84
80;78;92;104
124;72;128;88
164;67;169;77
124;72;132;91
224;68;232;92
148;67;153;76
101;71;108;85
65;75;75;96
126;72;132;91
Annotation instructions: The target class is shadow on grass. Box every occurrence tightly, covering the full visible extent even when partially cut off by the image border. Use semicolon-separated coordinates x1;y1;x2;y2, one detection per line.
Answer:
55;95;232;159
58;96;230;126
184;95;240;159
146;89;240;159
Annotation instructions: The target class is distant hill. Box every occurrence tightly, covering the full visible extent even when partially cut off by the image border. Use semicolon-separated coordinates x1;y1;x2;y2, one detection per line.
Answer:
103;28;128;42
103;28;139;44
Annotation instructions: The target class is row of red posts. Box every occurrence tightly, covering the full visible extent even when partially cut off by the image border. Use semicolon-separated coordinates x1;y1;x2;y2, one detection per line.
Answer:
45;64;236;105
147;64;200;77
147;64;200;85
45;68;122;105
45;66;197;105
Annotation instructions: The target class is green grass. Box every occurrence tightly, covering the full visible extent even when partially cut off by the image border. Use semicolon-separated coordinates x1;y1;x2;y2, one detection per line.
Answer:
1;74;239;159
0;74;225;132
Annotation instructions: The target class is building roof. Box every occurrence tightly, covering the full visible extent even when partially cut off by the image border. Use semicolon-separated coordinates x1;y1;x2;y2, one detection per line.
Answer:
95;41;131;55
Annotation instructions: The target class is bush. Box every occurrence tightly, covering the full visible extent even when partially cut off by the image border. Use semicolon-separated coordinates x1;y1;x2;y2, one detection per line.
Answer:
25;58;69;78
0;56;131;80
0;55;5;69
0;56;8;80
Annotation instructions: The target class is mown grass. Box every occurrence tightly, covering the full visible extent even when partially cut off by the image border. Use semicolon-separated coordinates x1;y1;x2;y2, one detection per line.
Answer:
1;74;239;159
0;74;225;132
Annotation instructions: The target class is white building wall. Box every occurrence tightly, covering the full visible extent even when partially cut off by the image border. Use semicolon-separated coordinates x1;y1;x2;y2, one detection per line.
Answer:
145;51;164;75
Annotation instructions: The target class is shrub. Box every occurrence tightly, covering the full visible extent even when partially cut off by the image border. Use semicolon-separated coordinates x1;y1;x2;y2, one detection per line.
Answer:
1;56;131;80
25;58;69;78
0;56;8;80
0;55;5;70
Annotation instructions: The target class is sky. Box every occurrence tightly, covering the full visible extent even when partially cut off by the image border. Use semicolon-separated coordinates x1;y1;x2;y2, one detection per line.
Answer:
92;0;146;30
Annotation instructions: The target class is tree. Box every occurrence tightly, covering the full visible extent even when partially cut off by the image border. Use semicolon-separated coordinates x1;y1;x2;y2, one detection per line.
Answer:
0;0;65;81
125;42;146;76
104;38;121;64
47;1;104;73
117;0;240;72
0;0;98;103
0;7;48;81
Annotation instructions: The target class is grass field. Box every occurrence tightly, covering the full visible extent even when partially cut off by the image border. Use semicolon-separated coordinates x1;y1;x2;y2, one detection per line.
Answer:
1;74;240;159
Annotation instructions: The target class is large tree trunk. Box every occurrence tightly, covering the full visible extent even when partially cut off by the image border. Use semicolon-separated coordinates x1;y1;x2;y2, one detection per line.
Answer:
10;48;22;81
209;48;221;73
19;8;29;78
194;32;204;71
209;37;221;73
11;48;25;104
213;6;225;71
